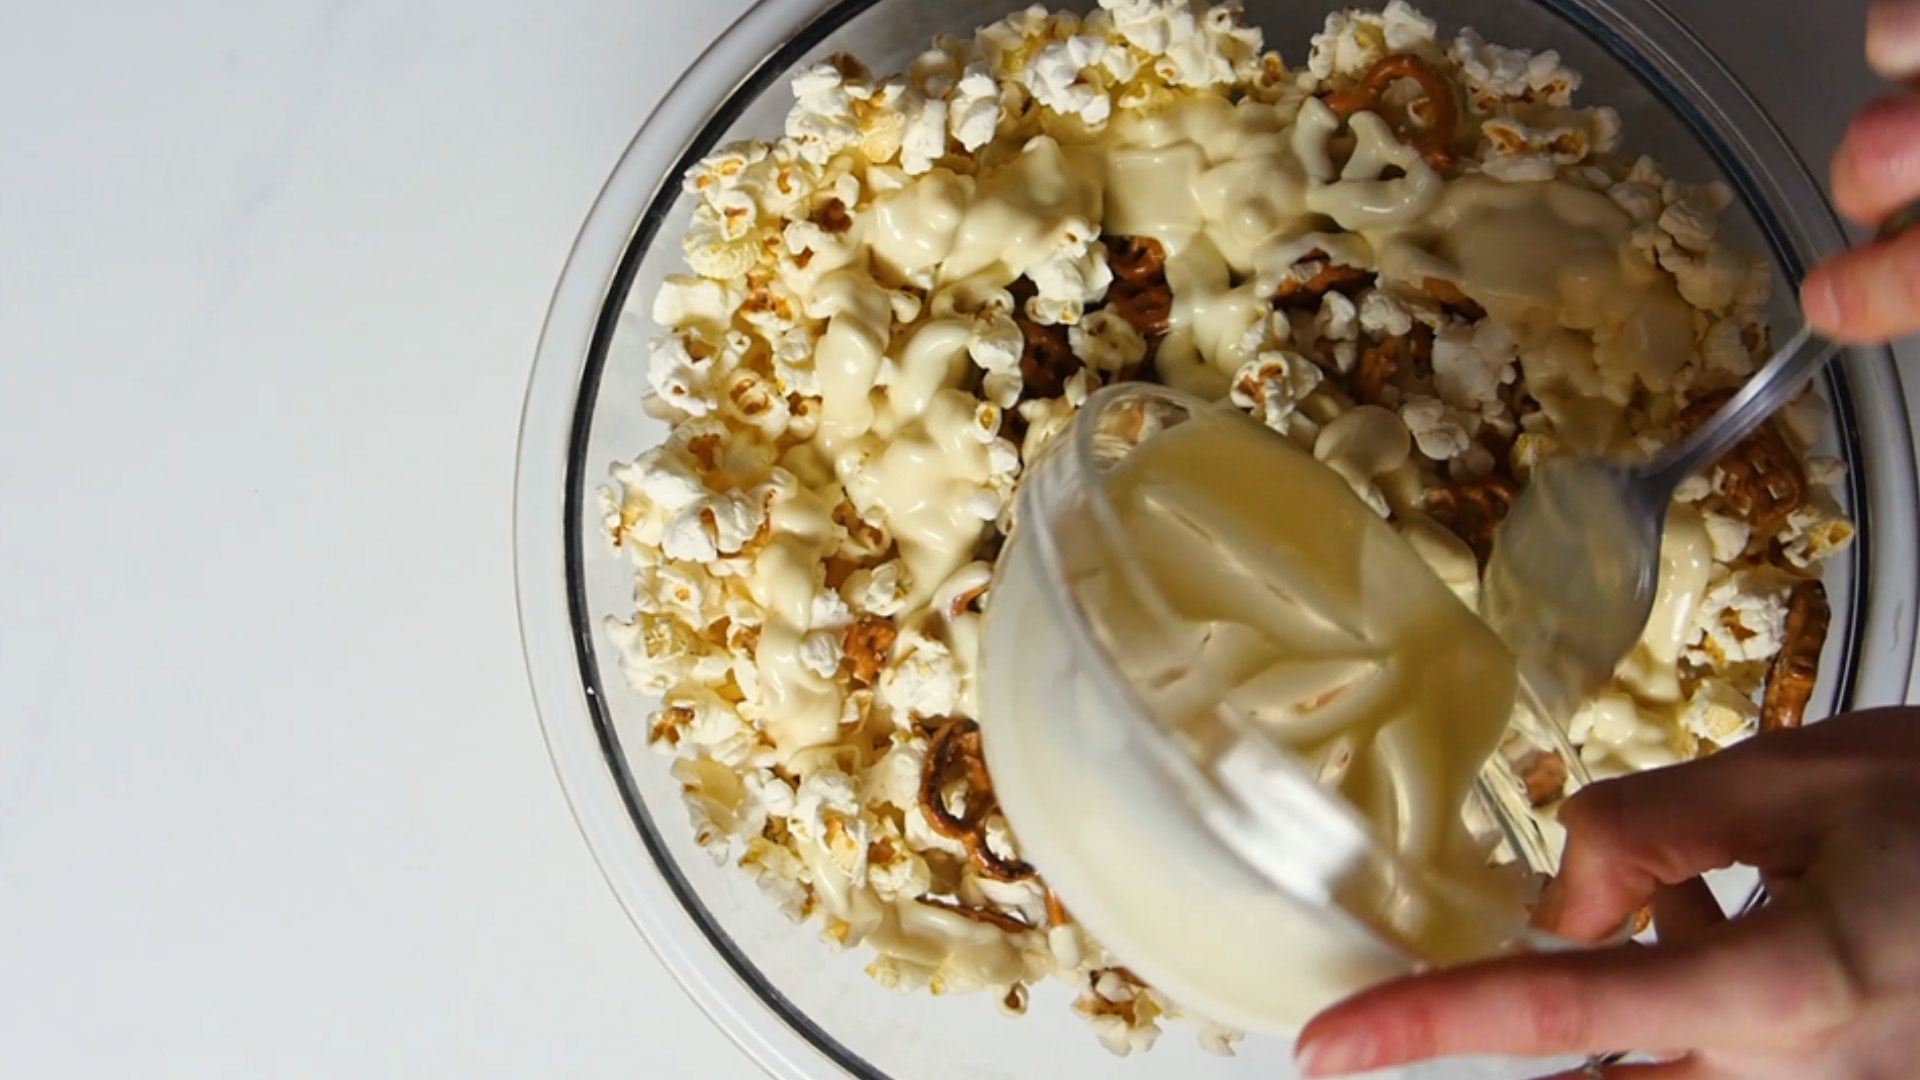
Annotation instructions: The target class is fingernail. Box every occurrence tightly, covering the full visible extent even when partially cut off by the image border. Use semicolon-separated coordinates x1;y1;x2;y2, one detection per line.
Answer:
1869;0;1920;78
1296;1032;1376;1077
1802;273;1842;333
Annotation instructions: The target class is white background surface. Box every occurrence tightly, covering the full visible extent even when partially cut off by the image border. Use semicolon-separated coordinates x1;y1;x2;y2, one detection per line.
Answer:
0;2;1905;1078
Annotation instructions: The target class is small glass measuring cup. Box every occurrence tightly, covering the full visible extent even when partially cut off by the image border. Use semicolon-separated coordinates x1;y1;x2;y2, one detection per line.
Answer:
978;383;1588;1037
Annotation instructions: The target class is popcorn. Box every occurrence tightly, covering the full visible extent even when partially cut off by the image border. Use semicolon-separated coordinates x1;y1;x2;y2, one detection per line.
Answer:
684;140;773;200
843;560;914;617
1063;367;1096;407
1701;510;1751;562
723;368;794;437
1025;35;1115;128
653;274;743;336
664;686;761;767
1659;182;1733;253
1075;969;1166;1056
878;626;964;720
1805;455;1846;488
1198;1022;1244;1057
632;561;716;630
1777;390;1832;449
647;332;720;419
977;4;1063;73
794;768;871;883
739;837;811;921
1689;568;1794;667
1480;112;1615;167
622;444;707;519
1658;240;1750;312
786;59;866;164
661;487;769;563
866;830;934;900
1607;179;1663;224
1672;473;1713;503
1315;290;1359;342
1070;308;1148;372
1401;395;1473;461
674;754;771;859
1307;1;1438;82
1102;0;1263;87
684;202;763;279
1024;219;1114;325
607;612;731;697
1680;678;1760;747
865;737;930;810
949;66;1003;150
1431;319;1518;412
799;628;846;679
1449;29;1579;110
1356;289;1413;338
1159;2;1264;88
1780;498;1857;569
1699;316;1754;378
900;93;950;174
1230;351;1323;438
908;35;970;97
970;310;1026;406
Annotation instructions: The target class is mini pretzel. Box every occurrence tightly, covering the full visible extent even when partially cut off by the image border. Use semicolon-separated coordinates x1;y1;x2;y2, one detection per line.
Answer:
1322;54;1461;171
1423;476;1518;563
1350;328;1430;406
1420;276;1487;320
915;895;1035;934
1761;579;1829;732
1682;391;1808;531
1016;316;1081;400
1354;342;1398;406
1044;888;1070;929
920;719;1037;882
1101;234;1175;341
1106;280;1174;338
1108;235;1168;284
948;582;989;619
1273;254;1376;308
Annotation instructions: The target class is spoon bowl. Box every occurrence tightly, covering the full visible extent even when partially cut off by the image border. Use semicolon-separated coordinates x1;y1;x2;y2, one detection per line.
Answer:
1483;457;1666;723
1484;322;1836;726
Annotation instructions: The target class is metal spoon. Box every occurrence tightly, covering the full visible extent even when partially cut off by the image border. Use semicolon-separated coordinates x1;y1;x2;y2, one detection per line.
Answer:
1481;320;1834;723
1484;204;1920;725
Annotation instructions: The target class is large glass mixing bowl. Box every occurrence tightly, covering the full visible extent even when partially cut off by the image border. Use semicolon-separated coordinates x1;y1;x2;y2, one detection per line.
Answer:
515;1;1919;1076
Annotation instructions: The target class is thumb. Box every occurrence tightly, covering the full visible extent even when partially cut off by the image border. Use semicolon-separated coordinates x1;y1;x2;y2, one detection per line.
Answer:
1546;711;1916;941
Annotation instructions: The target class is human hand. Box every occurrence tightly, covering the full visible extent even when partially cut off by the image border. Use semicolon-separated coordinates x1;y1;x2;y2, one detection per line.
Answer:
1802;2;1920;341
1294;708;1920;1078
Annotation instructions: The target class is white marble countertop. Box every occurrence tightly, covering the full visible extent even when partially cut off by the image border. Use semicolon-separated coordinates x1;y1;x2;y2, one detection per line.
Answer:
0;2;1905;1078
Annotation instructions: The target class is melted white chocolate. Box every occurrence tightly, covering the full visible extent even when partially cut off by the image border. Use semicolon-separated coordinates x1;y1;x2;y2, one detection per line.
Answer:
982;409;1523;1031
753;475;843;756
761;91;1692;762
1615;505;1713;703
1103;413;1517;872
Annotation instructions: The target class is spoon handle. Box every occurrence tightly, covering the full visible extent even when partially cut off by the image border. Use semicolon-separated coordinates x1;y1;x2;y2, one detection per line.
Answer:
1640;322;1832;496
1639;203;1920;495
